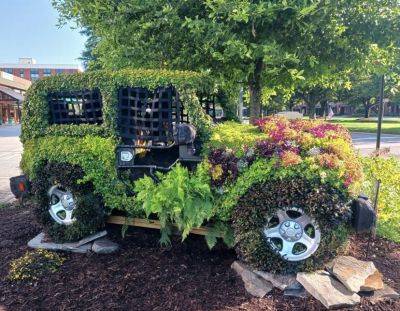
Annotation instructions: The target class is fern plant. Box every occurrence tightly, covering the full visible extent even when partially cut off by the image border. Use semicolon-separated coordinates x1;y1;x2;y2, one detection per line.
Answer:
134;162;214;245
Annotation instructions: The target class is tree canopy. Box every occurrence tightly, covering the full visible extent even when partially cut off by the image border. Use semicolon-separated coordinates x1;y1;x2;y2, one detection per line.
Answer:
53;0;400;121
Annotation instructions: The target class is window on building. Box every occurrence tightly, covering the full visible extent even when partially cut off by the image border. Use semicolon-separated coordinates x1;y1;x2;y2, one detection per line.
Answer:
30;69;39;81
56;69;63;75
43;69;51;77
4;68;13;74
19;69;25;78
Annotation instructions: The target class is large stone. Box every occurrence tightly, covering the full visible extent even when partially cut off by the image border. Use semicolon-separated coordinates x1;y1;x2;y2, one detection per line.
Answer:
360;270;384;291
326;256;378;292
254;270;298;290
369;285;400;303
76;230;107;247
284;283;308;299
92;238;119;254
28;232;92;254
297;271;360;309
231;261;273;298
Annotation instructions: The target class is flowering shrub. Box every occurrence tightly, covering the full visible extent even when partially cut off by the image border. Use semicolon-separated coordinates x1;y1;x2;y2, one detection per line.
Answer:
8;249;65;281
208;149;239;187
255;116;362;192
207;116;362;195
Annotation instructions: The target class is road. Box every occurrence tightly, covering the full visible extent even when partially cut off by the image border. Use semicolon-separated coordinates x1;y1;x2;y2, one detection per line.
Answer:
0;126;399;203
351;132;400;157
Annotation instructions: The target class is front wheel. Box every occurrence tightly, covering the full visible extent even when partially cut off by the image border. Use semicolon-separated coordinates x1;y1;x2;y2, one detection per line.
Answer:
32;162;105;243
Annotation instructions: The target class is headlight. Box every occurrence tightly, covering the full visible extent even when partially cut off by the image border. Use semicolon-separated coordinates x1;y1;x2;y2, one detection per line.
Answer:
117;146;135;168
120;150;134;162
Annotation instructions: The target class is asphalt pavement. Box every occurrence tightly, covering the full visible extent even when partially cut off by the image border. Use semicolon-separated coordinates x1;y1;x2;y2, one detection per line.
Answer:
351;132;400;157
0;125;399;203
0;125;22;203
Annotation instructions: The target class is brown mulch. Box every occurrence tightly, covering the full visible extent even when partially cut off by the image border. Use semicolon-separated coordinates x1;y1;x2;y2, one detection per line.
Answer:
0;204;399;311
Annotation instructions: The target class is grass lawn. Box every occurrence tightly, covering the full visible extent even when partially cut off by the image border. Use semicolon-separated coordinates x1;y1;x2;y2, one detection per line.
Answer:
329;117;400;135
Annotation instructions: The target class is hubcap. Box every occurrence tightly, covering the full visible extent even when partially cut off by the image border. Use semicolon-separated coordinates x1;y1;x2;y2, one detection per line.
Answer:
48;185;77;226
263;207;321;262
280;220;303;242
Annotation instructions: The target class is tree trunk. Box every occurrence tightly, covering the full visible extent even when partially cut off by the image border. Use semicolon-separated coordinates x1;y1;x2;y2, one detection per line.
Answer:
249;58;264;124
364;101;370;118
308;102;316;119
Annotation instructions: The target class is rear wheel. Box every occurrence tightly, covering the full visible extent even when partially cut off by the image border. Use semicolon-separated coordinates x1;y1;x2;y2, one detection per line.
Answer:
32;162;105;243
232;176;351;274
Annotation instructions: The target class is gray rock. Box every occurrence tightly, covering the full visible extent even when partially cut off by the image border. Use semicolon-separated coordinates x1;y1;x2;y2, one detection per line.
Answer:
284;286;308;299
28;232;92;253
255;270;298;290
92;238;119;254
76;230;107;247
369;285;400;303
297;270;360;309
326;256;378;293
231;261;273;298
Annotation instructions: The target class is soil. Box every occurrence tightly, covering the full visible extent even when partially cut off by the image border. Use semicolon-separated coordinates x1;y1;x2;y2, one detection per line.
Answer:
0;203;399;311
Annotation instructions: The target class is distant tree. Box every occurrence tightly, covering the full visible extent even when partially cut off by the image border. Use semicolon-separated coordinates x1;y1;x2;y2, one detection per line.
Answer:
79;27;101;70
53;0;400;122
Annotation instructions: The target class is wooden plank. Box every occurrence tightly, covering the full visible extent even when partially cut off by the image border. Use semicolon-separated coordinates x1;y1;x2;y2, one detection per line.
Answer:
107;215;214;236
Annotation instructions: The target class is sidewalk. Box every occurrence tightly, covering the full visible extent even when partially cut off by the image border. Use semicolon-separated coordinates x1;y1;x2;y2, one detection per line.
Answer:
0;125;22;203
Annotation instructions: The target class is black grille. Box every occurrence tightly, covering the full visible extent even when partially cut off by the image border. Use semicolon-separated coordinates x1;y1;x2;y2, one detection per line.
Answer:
48;89;103;125
117;86;188;143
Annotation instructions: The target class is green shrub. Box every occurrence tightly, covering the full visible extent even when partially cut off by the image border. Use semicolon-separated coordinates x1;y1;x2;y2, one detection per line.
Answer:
233;175;351;273
204;121;266;157
361;156;400;243
31;162;105;242
21;135;133;211
21;69;213;142
8;249;65;281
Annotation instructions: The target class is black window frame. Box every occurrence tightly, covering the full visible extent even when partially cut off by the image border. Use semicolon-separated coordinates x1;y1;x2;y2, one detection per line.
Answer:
48;89;103;125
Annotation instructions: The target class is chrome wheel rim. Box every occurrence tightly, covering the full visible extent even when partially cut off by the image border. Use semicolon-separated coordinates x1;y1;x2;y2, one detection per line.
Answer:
263;207;321;262
48;185;77;226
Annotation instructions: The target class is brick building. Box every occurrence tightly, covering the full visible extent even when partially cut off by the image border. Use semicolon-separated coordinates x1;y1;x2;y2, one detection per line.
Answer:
0;58;81;82
0;71;31;124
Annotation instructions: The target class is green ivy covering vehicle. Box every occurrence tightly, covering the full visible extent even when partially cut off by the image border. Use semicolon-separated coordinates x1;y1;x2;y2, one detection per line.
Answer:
19;69;369;273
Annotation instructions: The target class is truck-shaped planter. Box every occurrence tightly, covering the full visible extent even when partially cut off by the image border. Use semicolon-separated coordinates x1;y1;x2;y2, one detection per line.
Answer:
14;69;374;273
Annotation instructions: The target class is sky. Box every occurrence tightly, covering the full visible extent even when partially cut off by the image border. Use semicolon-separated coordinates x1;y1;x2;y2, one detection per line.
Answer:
0;0;85;67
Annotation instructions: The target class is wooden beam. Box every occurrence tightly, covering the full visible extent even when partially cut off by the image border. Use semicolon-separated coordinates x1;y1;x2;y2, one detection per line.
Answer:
107;215;215;237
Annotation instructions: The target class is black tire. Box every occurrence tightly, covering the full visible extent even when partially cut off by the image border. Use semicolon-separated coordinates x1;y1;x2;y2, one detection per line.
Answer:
232;176;351;274
31;162;105;243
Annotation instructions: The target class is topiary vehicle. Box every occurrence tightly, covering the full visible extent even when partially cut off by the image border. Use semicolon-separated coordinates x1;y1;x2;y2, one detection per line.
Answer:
15;69;374;274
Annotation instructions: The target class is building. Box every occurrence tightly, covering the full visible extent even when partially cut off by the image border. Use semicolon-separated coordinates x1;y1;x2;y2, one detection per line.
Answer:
293;100;400;117
0;71;31;124
0;58;81;81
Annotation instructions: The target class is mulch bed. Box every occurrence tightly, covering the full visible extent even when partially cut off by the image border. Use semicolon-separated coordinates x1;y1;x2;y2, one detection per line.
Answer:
0;204;399;311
